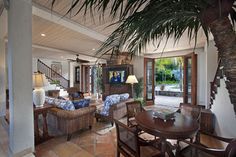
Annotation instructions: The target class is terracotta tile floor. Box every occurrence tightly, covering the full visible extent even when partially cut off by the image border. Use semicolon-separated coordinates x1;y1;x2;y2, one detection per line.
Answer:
35;119;121;157
0;117;225;157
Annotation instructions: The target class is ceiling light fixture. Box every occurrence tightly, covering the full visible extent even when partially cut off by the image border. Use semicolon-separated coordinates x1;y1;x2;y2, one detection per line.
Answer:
41;33;46;37
92;48;96;50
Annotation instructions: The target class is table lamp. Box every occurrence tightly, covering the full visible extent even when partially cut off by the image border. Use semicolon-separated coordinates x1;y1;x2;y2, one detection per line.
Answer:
33;73;49;107
126;75;138;98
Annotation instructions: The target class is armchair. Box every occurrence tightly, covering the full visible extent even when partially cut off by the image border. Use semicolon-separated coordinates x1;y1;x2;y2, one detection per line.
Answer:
180;132;236;157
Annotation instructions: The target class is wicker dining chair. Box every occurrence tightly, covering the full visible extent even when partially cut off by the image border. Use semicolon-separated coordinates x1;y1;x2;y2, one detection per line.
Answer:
126;101;143;127
114;118;161;157
179;103;202;143
180;133;236;157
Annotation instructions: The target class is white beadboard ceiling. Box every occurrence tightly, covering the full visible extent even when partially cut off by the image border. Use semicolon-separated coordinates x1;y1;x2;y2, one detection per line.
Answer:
1;0;208;61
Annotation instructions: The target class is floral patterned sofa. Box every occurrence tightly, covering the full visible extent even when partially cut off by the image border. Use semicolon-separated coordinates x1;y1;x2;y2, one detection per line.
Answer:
95;93;133;126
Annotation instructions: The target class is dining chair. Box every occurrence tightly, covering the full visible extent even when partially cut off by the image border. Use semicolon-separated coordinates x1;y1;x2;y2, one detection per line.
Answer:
179;133;236;157
179;103;202;143
126;101;143;127
114;118;161;157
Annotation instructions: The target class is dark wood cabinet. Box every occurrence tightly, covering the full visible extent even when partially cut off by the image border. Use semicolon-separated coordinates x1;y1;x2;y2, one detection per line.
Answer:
200;109;214;133
102;64;133;100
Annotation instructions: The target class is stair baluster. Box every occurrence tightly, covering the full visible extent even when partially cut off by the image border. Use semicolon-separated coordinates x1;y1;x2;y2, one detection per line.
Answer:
37;59;69;89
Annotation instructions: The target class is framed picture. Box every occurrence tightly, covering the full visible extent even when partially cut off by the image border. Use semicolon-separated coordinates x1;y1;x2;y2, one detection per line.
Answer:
51;62;62;78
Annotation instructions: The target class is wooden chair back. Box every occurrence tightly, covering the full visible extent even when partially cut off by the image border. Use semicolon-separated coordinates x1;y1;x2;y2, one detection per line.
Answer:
114;118;140;157
126;101;143;127
180;137;236;157
226;139;236;157
180;103;202;121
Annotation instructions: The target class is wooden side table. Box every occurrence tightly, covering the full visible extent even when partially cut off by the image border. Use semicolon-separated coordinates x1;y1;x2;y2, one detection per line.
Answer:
34;104;53;145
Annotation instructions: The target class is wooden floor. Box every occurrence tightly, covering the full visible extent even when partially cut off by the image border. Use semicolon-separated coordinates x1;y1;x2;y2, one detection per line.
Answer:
0;117;226;157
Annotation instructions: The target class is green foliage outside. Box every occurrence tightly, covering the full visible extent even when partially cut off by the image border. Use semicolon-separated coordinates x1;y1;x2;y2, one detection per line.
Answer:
155;57;182;85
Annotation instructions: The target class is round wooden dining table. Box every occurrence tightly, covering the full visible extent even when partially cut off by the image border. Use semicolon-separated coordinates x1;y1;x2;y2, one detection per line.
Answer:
135;110;199;157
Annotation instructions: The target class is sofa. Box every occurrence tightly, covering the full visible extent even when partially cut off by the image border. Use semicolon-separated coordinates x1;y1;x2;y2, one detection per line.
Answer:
45;96;96;141
95;93;133;126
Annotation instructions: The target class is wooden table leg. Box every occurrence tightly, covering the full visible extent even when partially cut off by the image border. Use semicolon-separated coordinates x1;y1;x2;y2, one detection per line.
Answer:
34;114;40;144
42;112;49;139
160;138;167;157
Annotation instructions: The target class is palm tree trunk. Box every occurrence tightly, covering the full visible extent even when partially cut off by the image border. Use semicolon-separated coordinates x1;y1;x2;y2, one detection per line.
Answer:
209;16;236;113
209;17;236;70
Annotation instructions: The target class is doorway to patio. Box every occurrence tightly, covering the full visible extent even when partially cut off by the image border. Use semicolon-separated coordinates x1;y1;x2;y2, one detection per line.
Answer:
144;52;197;107
154;57;183;108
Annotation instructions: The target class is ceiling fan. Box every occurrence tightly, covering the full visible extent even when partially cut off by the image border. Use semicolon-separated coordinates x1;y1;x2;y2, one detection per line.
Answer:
67;54;90;63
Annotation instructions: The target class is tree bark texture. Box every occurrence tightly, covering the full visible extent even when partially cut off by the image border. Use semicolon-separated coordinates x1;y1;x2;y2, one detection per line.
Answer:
209;16;236;113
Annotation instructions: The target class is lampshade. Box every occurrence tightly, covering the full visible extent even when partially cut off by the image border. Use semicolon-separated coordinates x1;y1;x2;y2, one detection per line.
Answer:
126;75;138;84
33;73;49;88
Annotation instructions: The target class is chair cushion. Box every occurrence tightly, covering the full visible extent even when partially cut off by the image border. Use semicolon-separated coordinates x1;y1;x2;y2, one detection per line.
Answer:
45;96;75;111
120;93;129;101
73;99;90;109
53;99;75;111
100;94;120;116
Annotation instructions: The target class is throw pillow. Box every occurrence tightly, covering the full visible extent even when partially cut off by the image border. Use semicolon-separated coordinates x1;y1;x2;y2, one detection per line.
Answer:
53;98;75;111
120;93;129;101
101;94;121;116
45;96;55;104
73;99;90;109
106;94;120;104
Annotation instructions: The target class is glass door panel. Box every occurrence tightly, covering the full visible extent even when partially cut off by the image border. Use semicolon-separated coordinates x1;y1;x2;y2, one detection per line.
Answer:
144;58;154;105
183;53;197;105
186;58;192;103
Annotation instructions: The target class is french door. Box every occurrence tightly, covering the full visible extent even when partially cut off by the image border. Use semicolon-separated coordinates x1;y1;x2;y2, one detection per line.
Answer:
183;52;197;105
144;58;155;105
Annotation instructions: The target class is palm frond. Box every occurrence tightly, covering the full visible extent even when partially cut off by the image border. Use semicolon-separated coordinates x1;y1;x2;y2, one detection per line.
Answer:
51;0;236;55
96;0;208;55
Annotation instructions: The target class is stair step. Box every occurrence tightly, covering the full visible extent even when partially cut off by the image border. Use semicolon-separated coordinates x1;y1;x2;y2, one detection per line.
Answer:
229;96;236;103
227;77;236;82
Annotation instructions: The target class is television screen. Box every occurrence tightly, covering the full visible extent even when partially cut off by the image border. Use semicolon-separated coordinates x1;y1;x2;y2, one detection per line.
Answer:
108;70;126;83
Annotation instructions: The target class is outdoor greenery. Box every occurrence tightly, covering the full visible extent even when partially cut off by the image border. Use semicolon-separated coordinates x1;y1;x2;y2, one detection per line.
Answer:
155;57;182;85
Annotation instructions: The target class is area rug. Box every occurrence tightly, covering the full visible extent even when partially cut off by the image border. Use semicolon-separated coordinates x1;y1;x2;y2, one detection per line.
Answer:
92;124;115;136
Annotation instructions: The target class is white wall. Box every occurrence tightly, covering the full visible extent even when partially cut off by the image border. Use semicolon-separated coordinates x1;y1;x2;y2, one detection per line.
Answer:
195;48;206;106
69;62;80;87
133;55;144;79
205;41;218;108
211;79;236;138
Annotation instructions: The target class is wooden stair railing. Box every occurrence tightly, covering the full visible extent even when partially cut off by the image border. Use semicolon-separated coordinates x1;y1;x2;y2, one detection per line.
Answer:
37;59;69;89
209;58;222;108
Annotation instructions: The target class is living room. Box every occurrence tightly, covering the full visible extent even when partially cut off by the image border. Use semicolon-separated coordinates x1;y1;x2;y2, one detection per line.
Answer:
0;0;236;157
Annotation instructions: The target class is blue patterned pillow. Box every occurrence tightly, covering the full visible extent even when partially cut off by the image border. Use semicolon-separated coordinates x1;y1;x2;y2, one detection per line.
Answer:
45;96;55;104
53;99;75;111
73;99;90;109
101;94;120;116
120;93;129;101
106;94;120;104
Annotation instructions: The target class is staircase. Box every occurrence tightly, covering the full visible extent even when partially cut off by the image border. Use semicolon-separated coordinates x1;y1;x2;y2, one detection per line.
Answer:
209;58;236;114
37;59;69;90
